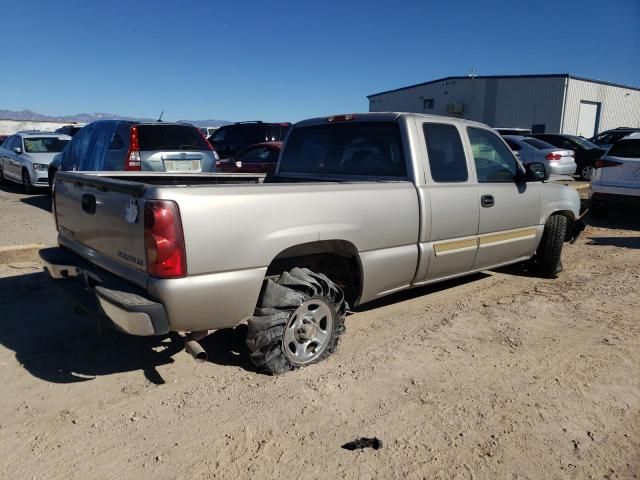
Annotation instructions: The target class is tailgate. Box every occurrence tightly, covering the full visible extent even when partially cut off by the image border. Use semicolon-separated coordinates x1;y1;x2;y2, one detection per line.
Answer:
54;173;149;272
601;156;640;188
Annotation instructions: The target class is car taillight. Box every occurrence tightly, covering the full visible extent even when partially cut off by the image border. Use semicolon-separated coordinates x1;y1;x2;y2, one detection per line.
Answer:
125;126;141;171
144;200;186;278
545;152;562;161
595;158;623;168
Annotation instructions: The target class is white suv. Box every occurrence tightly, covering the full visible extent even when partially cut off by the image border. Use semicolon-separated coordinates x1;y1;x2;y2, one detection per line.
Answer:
590;132;640;216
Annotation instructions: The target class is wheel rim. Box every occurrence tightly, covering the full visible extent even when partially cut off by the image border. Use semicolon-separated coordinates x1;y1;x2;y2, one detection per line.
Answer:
581;165;593;180
283;298;334;365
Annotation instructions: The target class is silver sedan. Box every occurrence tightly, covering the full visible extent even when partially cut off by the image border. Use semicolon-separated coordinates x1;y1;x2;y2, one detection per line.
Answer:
504;135;576;176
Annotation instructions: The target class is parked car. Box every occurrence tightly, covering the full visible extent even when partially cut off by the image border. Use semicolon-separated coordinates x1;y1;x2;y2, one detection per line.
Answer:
217;142;283;174
0;132;71;192
55;125;83;137
48;120;218;189
590;132;640;216
528;133;605;180
590;128;640;150
42;113;584;375
208;121;291;159
0;135;8;144
495;127;531;136
503;136;576;176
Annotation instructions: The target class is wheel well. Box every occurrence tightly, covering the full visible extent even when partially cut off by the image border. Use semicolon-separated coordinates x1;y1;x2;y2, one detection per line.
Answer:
266;240;363;307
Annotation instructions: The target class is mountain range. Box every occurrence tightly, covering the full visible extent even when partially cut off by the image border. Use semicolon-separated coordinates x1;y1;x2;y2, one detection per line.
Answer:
0;109;231;127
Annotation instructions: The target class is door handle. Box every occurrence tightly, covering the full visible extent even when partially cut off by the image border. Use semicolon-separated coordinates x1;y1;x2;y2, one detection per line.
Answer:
481;194;495;208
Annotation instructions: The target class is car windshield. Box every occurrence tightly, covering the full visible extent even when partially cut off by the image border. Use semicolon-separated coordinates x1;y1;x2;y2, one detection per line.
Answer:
522;138;556;150
23;137;69;153
608;139;640;158
568;135;599;149
279;122;406;178
136;124;210;151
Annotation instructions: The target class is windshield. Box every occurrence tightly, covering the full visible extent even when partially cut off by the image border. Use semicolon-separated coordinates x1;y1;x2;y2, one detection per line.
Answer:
522;138;555;150
279;122;406;178
23;137;69;153
136;124;210;151
568;135;600;150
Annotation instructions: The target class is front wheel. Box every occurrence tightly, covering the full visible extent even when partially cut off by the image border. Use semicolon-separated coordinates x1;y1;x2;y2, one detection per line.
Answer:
534;214;569;278
22;169;32;194
246;267;347;375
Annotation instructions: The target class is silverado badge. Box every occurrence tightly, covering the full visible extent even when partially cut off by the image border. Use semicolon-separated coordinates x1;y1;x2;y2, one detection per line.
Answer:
125;199;139;224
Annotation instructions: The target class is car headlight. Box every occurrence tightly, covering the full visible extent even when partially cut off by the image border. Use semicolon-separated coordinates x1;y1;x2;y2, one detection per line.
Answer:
31;163;48;171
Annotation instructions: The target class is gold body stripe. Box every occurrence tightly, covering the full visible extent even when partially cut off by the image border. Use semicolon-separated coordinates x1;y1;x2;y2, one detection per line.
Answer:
433;227;539;256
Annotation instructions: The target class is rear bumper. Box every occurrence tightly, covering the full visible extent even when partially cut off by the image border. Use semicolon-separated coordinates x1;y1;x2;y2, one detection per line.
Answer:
548;162;577;176
591;192;640;210
40;247;169;336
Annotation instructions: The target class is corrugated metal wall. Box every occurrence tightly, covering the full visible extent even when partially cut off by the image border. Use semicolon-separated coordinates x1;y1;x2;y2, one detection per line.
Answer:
562;78;640;135
368;76;566;131
0;119;76;135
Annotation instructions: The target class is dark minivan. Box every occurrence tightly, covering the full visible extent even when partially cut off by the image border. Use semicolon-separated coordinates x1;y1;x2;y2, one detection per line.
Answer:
208;121;291;159
49;120;217;188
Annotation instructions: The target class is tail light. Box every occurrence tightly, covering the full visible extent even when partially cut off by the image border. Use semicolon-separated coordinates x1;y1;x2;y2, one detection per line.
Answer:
545;152;562;161
125;126;141;171
595;158;623;168
327;114;357;122
144;200;186;278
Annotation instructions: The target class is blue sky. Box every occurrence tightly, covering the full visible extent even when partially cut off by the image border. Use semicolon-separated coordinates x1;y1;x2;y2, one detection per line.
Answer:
1;0;638;122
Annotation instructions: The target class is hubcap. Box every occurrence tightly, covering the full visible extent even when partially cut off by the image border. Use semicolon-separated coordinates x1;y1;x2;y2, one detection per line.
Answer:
283;298;334;365
581;165;593;181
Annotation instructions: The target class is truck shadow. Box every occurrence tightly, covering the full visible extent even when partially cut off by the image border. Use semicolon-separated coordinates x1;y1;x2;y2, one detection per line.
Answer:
20;194;52;212
586;236;640;249
0;271;183;385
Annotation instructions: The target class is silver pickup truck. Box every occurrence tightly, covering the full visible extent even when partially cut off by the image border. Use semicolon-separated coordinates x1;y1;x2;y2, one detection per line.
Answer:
41;113;584;374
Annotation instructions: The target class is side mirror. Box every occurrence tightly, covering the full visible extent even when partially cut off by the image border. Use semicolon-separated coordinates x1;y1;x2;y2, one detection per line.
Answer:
525;162;549;182
13;147;22;154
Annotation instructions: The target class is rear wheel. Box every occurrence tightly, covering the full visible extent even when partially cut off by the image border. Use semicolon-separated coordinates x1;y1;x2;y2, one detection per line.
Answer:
22;169;32;194
534;214;568;278
246;267;347;375
579;164;594;181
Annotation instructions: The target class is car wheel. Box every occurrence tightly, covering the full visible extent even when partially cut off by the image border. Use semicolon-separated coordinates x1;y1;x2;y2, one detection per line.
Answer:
246;267;347;375
534;214;568;278
579;164;594;181
22;169;32;194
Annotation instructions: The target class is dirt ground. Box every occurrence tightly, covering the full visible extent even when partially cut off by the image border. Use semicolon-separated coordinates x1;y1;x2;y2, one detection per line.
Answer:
0;213;638;480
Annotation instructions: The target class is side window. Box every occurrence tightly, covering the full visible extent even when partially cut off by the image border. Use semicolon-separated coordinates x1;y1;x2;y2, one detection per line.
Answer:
109;132;124;150
423;123;468;183
504;139;521;151
239;147;266;163
468;127;518;183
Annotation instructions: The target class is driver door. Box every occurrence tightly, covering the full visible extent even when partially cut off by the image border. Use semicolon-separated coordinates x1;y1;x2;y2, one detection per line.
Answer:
466;127;542;270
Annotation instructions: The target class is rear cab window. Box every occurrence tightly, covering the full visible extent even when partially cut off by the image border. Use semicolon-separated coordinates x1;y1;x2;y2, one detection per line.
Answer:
137;124;209;151
279;122;406;178
423;123;468;182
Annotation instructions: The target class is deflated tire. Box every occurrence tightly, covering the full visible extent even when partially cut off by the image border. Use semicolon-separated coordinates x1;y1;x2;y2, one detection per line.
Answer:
246;267;347;375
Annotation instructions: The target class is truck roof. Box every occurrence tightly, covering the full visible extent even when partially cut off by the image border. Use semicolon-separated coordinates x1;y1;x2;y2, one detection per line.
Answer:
295;112;489;129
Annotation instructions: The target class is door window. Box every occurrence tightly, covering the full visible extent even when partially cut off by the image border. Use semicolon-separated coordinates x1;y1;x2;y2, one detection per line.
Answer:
468;127;518;183
423;123;468;182
239;147;271;163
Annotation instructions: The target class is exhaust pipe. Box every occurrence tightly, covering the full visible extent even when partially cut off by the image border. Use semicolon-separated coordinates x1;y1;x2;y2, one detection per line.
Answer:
184;330;213;363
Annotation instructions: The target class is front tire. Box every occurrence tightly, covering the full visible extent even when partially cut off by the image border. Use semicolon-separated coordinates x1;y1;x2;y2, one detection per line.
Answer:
246;267;347;375
534;214;568;278
22;169;32;194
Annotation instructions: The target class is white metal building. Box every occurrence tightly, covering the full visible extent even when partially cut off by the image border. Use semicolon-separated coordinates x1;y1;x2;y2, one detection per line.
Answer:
0;119;81;136
368;74;640;137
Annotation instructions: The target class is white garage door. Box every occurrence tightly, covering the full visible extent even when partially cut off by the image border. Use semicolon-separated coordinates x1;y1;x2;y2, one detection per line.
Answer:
576;101;600;138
